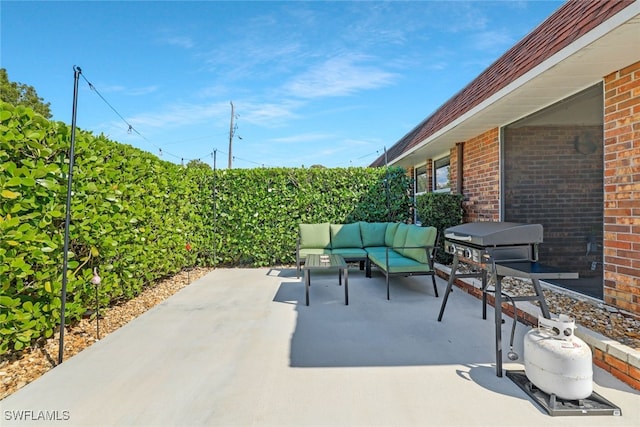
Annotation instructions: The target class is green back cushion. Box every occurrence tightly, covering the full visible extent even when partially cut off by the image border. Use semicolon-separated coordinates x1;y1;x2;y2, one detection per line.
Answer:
404;226;437;263
299;223;331;249
330;223;363;248
384;222;399;246
392;223;409;250
359;222;388;247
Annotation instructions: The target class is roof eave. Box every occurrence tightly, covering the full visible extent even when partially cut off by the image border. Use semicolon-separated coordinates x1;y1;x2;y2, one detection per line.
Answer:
382;1;640;169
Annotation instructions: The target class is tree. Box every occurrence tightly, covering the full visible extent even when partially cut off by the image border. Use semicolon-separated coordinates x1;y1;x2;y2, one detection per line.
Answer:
186;159;212;170
0;68;52;118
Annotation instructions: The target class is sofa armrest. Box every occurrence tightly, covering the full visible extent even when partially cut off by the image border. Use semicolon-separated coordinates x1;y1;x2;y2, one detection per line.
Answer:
386;245;437;267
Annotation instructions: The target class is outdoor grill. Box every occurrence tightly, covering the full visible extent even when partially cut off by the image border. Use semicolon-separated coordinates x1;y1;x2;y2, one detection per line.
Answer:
437;221;578;377
436;222;625;417
442;221;543;264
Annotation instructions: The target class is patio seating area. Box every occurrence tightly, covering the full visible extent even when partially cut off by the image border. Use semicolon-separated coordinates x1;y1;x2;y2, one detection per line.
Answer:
1;267;638;426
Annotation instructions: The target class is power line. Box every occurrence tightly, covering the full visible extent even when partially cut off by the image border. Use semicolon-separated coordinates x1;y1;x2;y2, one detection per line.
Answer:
79;71;199;162
78;68;383;170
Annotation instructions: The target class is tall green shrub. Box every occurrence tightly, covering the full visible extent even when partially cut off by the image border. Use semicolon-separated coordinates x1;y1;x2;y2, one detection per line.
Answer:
415;192;464;263
0;103;202;354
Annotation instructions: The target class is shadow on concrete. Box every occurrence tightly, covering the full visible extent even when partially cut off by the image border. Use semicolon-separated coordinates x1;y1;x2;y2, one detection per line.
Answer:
274;271;507;367
271;270;539;404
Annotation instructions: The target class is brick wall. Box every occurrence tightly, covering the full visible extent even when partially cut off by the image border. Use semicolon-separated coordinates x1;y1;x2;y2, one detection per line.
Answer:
503;125;604;276
426;159;433;193
450;147;459;193
603;61;640;314
458;128;501;222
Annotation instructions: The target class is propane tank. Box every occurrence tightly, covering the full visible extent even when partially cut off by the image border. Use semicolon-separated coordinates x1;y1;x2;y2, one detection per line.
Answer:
524;314;593;400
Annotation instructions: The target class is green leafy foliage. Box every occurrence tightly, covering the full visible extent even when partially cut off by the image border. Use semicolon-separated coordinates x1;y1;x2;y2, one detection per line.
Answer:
0;103;199;354
0;102;412;355
206;166;411;267
415;192;464;263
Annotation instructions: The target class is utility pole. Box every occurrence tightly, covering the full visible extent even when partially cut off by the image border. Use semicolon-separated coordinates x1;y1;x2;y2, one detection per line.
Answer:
228;101;234;169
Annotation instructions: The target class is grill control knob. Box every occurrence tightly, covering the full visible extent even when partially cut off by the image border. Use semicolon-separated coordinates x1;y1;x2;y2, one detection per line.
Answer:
448;244;456;254
464;248;472;259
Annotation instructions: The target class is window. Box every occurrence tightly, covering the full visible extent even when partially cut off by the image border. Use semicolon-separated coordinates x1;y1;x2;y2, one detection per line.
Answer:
415;165;428;194
414;165;428;225
434;156;451;192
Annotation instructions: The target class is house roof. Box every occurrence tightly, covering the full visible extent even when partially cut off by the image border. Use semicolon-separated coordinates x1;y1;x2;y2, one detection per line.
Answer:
372;0;640;168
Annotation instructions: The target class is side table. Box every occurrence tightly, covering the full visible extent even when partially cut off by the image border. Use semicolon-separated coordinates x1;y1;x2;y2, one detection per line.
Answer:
303;254;349;306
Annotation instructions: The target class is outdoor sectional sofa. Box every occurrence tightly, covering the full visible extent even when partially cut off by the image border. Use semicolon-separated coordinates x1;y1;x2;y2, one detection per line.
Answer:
296;222;439;300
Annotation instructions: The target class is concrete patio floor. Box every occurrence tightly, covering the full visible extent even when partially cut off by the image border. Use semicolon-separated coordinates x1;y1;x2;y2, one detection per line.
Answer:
1;267;638;426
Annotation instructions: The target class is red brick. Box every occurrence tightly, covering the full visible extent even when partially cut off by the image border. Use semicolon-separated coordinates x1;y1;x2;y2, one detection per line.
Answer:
594;358;610;372
604;353;629;374
593;347;606;361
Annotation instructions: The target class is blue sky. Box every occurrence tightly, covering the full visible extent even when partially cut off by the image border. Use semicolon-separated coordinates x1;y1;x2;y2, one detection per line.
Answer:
2;0;563;168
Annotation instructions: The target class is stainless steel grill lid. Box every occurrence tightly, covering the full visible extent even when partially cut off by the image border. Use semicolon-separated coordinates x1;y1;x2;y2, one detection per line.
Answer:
444;221;543;246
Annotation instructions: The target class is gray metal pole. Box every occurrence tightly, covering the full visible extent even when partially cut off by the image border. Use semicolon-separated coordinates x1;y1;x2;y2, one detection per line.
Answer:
58;65;81;365
228;101;234;169
213;149;217;268
384;147;391;221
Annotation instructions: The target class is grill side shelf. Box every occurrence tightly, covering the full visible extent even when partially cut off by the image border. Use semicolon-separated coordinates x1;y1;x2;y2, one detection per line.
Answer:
493;262;579;280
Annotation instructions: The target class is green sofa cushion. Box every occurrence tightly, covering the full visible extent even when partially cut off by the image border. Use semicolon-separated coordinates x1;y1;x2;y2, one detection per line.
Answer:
384;222;399;246
367;249;402;270
364;246;388;256
299;223;331;249
299;248;332;258
392;223;409;252
359;222;388;247
403;226;437;264
331;248;368;259
330;223;363;248
369;252;433;274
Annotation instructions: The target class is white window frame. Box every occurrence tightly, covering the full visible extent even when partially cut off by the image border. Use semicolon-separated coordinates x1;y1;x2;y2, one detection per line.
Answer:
414;163;428;196
433;155;451;193
413;164;428;225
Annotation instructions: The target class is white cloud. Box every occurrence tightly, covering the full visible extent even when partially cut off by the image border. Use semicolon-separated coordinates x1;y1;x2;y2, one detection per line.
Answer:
268;133;334;144
126;102;230;130
472;29;514;52
342;138;375;147
88;83;158;96
201;39;304;81
197;84;231;99
128;85;159;96
238;101;302;127
98;99;302;140
285;55;398;99
94;84;126;93
164;36;194;49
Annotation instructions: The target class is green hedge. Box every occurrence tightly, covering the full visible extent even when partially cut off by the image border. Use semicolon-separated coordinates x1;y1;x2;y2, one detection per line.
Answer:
415;192;464;264
0;103;203;354
206;166;411;266
0;103;412;354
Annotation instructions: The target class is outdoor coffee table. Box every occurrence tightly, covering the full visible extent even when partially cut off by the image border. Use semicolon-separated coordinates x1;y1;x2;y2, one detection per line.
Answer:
303;254;349;306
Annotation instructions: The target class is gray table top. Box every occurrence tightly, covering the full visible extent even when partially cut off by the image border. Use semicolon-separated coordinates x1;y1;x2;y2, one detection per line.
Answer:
303;254;347;270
